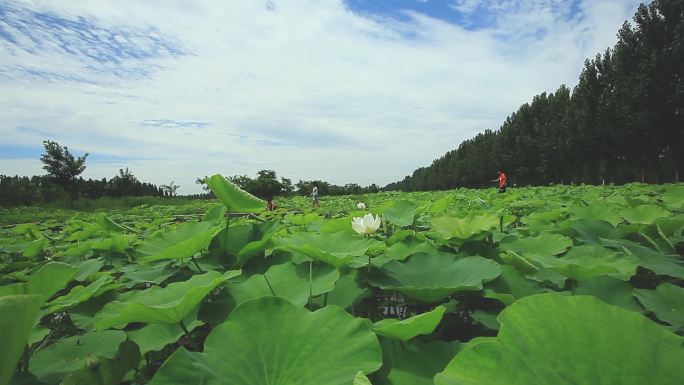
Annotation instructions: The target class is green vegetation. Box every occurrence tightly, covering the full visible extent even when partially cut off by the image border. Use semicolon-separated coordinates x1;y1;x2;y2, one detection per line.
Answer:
388;0;684;190
0;180;682;384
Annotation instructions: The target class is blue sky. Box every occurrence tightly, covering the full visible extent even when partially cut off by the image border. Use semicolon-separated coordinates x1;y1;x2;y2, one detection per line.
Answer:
0;0;644;193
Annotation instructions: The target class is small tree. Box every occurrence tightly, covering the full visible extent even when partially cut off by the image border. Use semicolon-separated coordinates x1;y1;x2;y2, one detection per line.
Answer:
160;181;180;197
40;140;89;203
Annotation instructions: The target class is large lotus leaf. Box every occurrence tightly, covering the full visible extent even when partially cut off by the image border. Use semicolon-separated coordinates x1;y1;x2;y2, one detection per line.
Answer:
620;204;670;225
484;265;545;305
634;283;684;330
523;245;639;280
29;330;126;383
127;307;203;354
639;225;677;254
0;295;42;385
600;238;684;278
434;294;684;385
95;270;240;329
44;275;116;314
148;297;382;385
0;262;77;302
226;261;339;306
367;253;501;303
572;205;623;226
373;306;445;340
431;213;499;240
500;232;572;255
570;219;626;245
205;174;265;213
662;186;684;209
278;231;382;267
136;221;222;263
385;200;417;227
573;276;642;312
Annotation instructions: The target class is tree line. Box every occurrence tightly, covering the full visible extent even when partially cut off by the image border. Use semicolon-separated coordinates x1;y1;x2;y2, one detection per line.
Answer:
387;0;683;191
0;141;176;207
195;170;381;199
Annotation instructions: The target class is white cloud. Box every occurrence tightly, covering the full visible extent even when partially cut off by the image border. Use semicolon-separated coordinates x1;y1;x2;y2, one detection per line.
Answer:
0;0;643;193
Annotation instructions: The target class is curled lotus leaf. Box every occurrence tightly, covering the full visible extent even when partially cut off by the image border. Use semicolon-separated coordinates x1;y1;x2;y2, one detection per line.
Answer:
373;305;446;340
149;297;382;385
278;231;382;267
205;174;265;213
0;295;43;385
500;232;573;256
435;294;684;385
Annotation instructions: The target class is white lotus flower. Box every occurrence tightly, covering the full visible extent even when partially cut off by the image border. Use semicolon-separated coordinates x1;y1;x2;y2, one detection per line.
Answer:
351;213;381;235
356;202;366;209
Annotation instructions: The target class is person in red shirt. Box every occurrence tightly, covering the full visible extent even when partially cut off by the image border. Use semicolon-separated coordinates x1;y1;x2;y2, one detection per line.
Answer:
497;170;507;193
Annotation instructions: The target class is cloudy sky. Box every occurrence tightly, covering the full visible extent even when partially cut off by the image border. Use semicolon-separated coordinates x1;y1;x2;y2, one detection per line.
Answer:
1;0;643;194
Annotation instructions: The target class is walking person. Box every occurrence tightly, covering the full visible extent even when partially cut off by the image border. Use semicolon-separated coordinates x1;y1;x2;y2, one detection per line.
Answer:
311;183;320;208
497;170;507;193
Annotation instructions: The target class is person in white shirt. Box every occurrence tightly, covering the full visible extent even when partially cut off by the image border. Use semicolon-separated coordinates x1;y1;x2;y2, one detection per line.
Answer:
311;183;320;208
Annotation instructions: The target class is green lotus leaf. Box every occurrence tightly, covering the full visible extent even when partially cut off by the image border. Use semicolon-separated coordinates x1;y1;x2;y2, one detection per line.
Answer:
499;250;539;275
639;225;676;254
213;221;279;267
572;205;623;226
44;275;116;315
385;200;417;227
148;297;382;385
29;330;126;383
484;265;545;305
431;213;499;240
95;213;131;233
600;238;684;279
573;276;642;312
128;307;203;354
373;236;438;266
226;261;339;306
313;269;370;309
367;253;501;303
662;186;684;209
91;234;133;253
471;310;500;330
22;238;48;258
434;294;684;385
571;219;625;245
202;205;227;222
0;295;43;385
428;195;453;214
205;174;265;213
634;283;684;330
59;341;140;385
620;204;670;225
354;371;373;385
278;231;382;267
0;262;77;302
73;258;105;282
136;221;222;263
373;305;445;340
500;232;573;255
95;270;240;329
119;264;178;286
374;340;460;385
523;245;639;280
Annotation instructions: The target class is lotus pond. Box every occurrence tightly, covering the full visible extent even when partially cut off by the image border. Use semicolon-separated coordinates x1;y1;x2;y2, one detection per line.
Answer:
1;179;683;385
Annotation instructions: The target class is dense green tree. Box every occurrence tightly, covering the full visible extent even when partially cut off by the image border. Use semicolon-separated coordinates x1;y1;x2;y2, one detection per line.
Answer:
39;140;89;202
